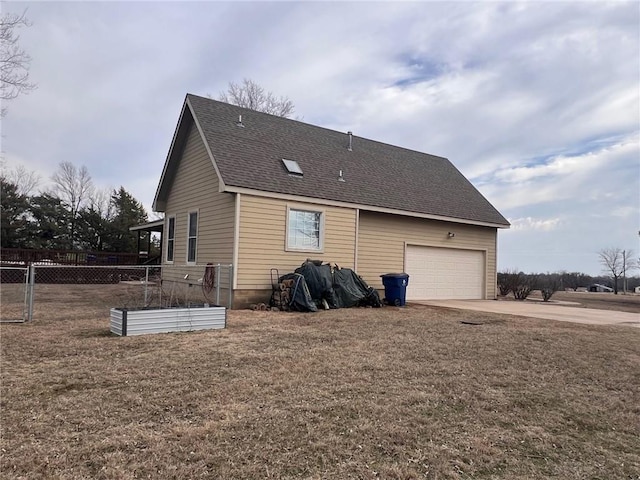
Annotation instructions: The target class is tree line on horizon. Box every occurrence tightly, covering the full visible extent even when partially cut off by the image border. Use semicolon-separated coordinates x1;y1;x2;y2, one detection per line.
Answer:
1;162;150;254
498;267;640;301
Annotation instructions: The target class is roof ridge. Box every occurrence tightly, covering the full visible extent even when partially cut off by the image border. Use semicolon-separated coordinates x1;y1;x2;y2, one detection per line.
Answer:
176;93;510;227
187;93;449;162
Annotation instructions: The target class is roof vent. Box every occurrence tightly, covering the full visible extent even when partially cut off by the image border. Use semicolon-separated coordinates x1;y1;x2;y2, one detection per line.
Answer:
338;170;345;182
347;131;353;151
236;115;244;128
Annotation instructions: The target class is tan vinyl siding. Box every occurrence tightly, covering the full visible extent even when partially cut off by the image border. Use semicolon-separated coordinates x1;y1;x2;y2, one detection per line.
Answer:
163;122;235;272
357;211;498;299
237;195;356;290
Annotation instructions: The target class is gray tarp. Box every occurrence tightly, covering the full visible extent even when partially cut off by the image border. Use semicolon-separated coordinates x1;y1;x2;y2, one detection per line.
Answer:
281;261;381;312
278;272;318;312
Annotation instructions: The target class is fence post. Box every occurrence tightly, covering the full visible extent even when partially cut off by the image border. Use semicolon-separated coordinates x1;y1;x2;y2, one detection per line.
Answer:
215;264;221;306
27;264;35;322
20;267;29;322
144;266;149;306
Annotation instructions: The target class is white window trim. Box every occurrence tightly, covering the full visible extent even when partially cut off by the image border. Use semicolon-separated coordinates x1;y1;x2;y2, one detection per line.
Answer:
285;205;325;253
165;215;176;264
186;209;199;265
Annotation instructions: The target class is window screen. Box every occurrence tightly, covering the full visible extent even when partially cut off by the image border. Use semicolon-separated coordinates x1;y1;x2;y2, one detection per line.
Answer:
166;216;175;262
187;212;198;263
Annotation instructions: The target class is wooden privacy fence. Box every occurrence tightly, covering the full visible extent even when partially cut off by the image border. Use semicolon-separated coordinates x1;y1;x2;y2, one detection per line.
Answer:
1;248;140;266
28;266;159;285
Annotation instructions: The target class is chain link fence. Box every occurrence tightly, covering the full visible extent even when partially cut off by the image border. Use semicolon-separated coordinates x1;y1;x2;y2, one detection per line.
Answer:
160;264;233;308
0;266;31;323
3;264;233;323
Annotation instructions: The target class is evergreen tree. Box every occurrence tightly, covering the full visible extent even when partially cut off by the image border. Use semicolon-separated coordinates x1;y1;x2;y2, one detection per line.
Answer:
0;177;29;247
1;164;150;254
76;205;108;251
106;187;148;252
27;193;71;249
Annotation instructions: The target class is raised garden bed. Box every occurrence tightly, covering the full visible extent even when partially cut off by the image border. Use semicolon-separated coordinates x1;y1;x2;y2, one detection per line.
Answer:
110;305;226;336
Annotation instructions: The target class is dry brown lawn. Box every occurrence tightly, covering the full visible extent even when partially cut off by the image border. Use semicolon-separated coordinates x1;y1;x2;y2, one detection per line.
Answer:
1;284;639;479
528;290;640;313
0;283;28;322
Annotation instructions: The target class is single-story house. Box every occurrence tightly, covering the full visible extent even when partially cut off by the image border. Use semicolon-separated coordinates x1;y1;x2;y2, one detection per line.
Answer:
153;94;510;308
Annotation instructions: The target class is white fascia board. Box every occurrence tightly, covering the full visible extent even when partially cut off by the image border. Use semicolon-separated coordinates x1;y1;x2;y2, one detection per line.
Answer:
129;219;165;232
186;97;227;194
153;98;190;212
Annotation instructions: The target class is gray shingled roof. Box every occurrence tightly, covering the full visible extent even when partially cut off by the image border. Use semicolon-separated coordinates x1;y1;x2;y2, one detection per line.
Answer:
156;94;509;227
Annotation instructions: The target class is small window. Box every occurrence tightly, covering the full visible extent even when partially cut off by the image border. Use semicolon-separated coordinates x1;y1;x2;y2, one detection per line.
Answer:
187;211;198;263
287;208;323;251
166;216;175;263
282;158;303;176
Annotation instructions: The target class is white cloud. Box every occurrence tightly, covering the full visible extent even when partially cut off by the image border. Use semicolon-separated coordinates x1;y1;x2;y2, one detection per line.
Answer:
492;134;638;185
508;217;561;232
611;206;637;218
479;134;639;211
1;1;638;275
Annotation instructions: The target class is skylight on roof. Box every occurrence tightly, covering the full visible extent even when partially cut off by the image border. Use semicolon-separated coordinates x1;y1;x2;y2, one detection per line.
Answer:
282;159;303;176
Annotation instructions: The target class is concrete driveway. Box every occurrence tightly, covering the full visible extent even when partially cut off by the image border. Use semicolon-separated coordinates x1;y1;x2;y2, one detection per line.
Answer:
416;300;640;328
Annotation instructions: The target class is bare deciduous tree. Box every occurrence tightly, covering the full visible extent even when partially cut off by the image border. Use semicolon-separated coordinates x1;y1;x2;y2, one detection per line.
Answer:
560;271;591;291
2;163;40;196
51;162;94;246
598;247;635;294
1;10;36;116
90;186;115;220
218;79;295;118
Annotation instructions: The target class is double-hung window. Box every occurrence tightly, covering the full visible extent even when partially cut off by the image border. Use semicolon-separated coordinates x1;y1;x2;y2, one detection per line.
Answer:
287;208;323;251
166;216;175;263
187;211;198;263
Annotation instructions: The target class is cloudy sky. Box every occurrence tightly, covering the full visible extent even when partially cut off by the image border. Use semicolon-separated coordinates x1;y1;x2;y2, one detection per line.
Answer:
2;1;639;275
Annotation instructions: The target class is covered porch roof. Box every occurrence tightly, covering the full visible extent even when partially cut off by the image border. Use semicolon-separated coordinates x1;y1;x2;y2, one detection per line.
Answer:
129;219;164;233
130;219;164;264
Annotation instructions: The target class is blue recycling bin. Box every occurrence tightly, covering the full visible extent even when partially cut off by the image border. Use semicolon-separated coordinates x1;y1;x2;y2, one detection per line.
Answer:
380;273;410;306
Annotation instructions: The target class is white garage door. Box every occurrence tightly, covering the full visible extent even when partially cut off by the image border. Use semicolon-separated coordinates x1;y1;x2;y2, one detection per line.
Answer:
406;246;485;300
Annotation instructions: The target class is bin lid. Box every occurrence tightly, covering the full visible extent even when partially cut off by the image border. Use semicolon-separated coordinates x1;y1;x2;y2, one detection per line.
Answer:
380;273;409;278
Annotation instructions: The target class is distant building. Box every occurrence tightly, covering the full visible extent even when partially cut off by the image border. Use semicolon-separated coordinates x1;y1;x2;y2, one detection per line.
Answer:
589;284;613;293
634;286;640;294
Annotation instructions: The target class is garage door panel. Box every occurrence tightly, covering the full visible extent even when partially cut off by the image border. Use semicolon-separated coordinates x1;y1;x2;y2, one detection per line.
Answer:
406;246;484;300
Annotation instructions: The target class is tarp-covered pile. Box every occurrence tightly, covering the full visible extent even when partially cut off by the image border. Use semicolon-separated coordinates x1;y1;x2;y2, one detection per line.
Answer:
272;261;382;312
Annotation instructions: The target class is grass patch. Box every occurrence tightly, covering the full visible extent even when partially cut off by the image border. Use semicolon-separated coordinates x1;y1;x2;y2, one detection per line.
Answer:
1;288;639;479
